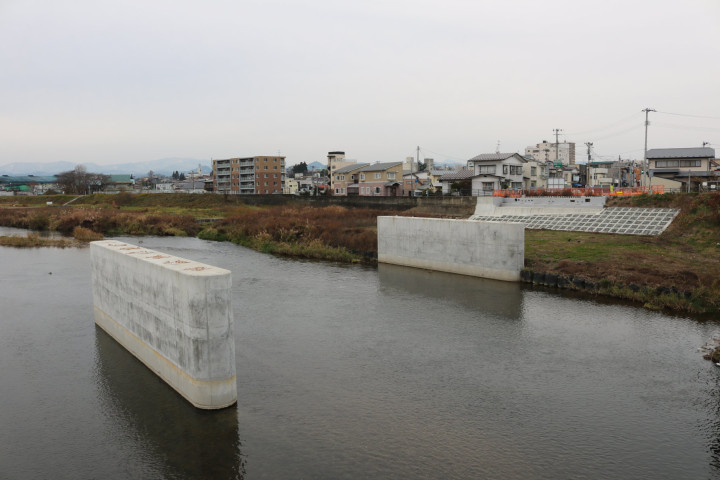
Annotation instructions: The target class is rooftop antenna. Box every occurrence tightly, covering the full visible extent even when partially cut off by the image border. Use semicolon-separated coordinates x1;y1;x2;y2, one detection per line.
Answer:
703;141;710;147
496;141;500;154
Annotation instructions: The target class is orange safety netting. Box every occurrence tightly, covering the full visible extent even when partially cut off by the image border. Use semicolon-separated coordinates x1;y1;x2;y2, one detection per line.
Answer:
492;185;664;197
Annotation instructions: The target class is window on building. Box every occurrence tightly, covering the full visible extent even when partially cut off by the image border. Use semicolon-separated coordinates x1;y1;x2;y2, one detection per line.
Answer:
482;182;494;191
387;172;395;179
478;165;496;174
503;165;508;174
656;160;680;168
264;174;268;178
360;174;365;180
264;166;268;170
531;166;537;176
374;187;381;194
374;173;381;179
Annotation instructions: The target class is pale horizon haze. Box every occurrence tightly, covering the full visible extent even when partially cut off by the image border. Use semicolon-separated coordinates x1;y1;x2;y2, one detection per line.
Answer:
2;0;719;168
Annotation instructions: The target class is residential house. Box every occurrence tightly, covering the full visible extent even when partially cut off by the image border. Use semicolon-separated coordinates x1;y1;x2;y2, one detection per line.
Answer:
647;147;717;191
523;160;542;189
438;169;474;195
284;177;299;194
357;162;404;196
468;153;526;195
327;151;358;192
586;161;614;187
213;156;286;194
332;163;367;196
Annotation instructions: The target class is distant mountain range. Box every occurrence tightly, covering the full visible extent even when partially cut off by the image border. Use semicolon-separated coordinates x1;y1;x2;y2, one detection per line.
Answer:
0;158;212;177
307;161;326;171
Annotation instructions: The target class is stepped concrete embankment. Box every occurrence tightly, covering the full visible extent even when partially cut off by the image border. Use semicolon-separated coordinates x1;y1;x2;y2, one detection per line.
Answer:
90;240;237;409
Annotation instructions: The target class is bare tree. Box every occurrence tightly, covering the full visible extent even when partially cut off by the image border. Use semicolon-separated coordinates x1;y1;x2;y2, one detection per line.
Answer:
55;165;110;194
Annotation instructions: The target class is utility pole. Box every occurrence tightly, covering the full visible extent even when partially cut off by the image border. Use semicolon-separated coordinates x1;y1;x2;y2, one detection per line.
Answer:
585;142;593;187
642;108;655;187
553;128;562;165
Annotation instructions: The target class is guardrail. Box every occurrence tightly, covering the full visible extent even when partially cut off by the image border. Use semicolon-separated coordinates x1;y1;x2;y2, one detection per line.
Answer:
492;185;665;197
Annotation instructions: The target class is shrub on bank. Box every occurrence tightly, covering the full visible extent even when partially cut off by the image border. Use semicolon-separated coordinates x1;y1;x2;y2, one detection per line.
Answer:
72;226;104;242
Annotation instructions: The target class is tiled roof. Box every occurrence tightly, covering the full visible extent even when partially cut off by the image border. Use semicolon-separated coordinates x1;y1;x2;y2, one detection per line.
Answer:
334;163;367;174
439;170;475;181
646;147;715;159
469;153;525;162
357;162;403;172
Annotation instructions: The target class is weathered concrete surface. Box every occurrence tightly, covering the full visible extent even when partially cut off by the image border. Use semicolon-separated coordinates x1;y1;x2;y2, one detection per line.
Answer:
90;241;236;409
377;216;524;282
473;196;605;217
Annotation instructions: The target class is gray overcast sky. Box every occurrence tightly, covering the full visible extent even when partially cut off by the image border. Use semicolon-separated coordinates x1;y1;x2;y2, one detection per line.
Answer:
1;0;719;166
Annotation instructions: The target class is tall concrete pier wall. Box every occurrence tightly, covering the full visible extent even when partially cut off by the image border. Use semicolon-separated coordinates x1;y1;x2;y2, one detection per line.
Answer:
90;241;237;409
377;217;524;282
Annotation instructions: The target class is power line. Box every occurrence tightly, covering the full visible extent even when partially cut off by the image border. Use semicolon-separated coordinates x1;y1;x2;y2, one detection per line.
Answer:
585;124;643;141
651;122;720;132
656;110;720;121
419;147;467;162
564;112;643;136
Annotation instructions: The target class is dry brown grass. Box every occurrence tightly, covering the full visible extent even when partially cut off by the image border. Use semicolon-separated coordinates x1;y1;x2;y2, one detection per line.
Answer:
215;205;399;255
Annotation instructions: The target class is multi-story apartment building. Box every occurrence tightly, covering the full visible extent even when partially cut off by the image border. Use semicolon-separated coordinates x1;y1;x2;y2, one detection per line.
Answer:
213;156;285;194
357;162;404;196
525;140;576;166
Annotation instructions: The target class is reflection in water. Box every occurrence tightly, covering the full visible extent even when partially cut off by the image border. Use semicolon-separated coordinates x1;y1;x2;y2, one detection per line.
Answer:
94;327;245;480
378;263;523;319
3;239;720;479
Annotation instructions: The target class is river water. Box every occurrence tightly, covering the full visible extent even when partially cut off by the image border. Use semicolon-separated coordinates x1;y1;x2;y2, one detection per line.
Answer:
1;229;720;479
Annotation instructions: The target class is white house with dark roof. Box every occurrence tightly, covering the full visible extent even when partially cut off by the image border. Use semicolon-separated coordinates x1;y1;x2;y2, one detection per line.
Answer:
357;162;404;196
647;147;718;191
468;153;526;195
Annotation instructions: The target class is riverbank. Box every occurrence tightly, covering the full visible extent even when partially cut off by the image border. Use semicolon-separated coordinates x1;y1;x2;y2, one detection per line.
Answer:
0;192;718;313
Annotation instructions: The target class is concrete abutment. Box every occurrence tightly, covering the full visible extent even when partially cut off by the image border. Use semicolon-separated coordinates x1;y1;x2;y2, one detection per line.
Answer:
90;240;237;409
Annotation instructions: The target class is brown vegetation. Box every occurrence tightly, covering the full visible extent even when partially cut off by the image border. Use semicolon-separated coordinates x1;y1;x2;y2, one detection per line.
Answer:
0;233;76;248
200;205;411;261
1;191;718;312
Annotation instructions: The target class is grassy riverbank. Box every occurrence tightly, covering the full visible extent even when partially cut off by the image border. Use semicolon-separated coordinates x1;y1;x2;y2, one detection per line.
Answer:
524;192;720;313
1;192;718;313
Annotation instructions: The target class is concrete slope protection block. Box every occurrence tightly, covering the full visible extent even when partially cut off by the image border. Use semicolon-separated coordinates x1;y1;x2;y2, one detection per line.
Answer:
90;240;237;409
377;216;524;282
